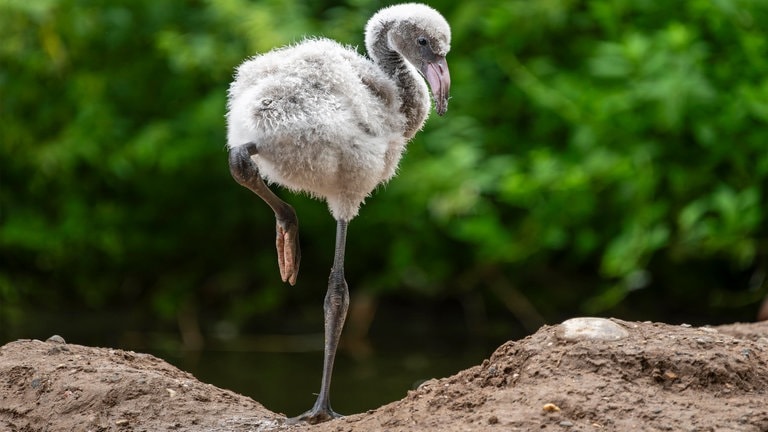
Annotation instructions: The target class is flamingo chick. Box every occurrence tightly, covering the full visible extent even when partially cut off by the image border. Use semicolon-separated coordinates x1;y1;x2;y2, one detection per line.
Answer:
226;3;451;424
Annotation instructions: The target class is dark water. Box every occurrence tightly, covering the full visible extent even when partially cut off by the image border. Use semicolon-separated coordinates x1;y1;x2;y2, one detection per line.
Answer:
158;344;487;416
2;304;519;416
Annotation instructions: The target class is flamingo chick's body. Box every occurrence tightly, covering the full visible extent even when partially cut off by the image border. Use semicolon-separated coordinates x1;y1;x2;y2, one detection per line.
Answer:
226;3;451;424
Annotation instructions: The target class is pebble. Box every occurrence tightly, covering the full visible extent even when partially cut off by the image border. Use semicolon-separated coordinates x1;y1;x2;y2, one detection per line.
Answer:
557;317;629;341
46;335;66;344
30;378;42;389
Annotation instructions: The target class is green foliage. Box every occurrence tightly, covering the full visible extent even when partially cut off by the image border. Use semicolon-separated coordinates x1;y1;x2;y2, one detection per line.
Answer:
380;0;768;315
2;0;767;338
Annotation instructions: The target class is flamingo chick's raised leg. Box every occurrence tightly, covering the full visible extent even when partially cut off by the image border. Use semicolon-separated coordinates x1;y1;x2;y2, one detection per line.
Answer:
228;143;301;285
290;219;350;424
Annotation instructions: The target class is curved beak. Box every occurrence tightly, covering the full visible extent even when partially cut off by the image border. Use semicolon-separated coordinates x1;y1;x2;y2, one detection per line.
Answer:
422;56;450;116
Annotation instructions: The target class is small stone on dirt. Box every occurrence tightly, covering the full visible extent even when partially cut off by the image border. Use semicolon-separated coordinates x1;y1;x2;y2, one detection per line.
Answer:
557;317;629;341
46;335;66;344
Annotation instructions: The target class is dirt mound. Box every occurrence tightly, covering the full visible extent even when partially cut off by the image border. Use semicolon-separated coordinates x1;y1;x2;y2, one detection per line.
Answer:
2;319;767;431
305;319;768;432
0;338;277;431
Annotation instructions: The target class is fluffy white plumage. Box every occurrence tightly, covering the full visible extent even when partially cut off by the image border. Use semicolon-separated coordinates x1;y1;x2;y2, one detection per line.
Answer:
226;3;451;222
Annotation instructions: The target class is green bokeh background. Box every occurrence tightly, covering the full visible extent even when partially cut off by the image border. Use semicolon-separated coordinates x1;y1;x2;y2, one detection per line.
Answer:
2;0;767;372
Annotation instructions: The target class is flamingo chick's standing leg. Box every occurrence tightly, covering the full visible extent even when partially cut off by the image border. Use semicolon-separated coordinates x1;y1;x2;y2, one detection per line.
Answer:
230;142;350;423
228;143;301;285
291;219;350;424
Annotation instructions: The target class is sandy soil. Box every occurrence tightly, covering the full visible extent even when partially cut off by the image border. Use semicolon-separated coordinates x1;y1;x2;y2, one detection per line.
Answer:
1;318;767;432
